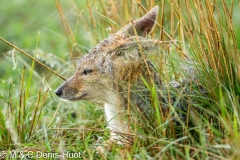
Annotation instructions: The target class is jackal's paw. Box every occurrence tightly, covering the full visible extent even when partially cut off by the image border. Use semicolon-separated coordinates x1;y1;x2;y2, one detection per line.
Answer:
96;140;115;157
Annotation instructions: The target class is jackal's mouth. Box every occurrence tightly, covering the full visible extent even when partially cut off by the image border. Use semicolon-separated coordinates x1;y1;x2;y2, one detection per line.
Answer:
66;93;88;101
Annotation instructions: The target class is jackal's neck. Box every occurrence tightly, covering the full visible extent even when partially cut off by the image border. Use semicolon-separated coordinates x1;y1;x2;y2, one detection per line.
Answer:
103;60;160;134
103;94;129;139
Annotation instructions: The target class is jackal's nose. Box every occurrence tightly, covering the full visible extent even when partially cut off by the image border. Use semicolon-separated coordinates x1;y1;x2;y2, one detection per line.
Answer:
55;88;62;97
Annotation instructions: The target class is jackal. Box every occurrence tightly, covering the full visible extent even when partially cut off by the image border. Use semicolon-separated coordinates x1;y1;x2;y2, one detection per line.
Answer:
55;6;204;148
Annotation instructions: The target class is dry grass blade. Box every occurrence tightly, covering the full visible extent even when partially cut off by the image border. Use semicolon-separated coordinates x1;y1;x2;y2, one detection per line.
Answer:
55;0;76;68
160;0;165;40
29;89;42;138
18;66;25;140
0;37;66;81
35;89;49;127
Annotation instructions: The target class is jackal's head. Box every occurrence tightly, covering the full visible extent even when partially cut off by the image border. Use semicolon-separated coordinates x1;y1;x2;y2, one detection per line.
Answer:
55;6;163;103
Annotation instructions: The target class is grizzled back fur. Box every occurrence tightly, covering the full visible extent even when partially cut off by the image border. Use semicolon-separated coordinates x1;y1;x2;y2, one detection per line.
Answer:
55;6;204;143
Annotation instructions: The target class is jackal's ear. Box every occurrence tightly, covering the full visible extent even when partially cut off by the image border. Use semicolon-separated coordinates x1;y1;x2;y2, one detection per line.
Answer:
118;6;159;37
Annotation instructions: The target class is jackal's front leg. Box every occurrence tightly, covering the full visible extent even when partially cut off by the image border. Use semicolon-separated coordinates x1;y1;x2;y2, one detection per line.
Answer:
96;103;131;155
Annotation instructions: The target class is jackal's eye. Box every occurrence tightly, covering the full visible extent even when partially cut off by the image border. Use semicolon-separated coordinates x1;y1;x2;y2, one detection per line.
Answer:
82;69;93;75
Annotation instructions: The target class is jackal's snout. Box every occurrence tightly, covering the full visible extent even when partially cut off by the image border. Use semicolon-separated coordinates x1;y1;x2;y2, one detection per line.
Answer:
55;79;72;99
55;75;89;101
55;82;79;100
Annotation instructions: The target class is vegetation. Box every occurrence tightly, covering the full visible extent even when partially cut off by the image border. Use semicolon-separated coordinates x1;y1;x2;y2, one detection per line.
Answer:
0;0;239;159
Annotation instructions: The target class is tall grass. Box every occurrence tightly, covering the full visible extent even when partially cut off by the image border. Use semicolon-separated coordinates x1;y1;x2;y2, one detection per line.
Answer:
0;0;239;159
